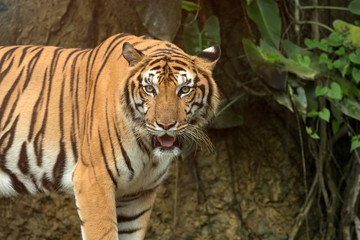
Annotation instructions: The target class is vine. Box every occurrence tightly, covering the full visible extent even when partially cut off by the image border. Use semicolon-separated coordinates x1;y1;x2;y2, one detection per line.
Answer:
244;0;360;239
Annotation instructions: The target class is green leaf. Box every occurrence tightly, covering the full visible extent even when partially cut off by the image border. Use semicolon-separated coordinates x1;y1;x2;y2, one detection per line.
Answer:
242;38;287;91
274;91;293;111
333;20;360;48
319;39;333;52
304;38;318;49
300;56;311;67
352;67;360;83
318;108;330;122
337;77;360;97
292;86;307;116
335;46;346;55
326;31;344;47
335;98;360;121
184;14;200;55
349;0;360;15
184;14;220;55
201;16;221;48
259;39;318;80
182;0;201;11
351;138;360;152
319;53;333;69
315;86;329;96
246;0;281;48
307;110;318;118
349;51;360;64
283;40;308;59
306;126;320;139
333;56;350;77
327;82;343;100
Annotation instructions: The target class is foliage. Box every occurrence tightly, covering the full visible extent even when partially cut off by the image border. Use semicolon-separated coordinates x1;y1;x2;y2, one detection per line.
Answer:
244;0;360;238
183;14;221;55
246;0;281;48
244;0;360;148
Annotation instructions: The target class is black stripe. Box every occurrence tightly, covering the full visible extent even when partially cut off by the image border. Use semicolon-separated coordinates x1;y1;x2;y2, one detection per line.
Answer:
104;33;130;57
148;58;163;66
152;48;183;55
69;51;83;93
59;72;66;137
28;67;47;141
173;59;189;66
0;47;19;76
187;102;204;115
10;172;29;194
133;132;150;157
84;48;94;98
0;116;29;194
123;76;137;121
98;130;118;188
113;122;134;180
22;48;44;91
0;68;24;124
0;115;19;156
53;141;66;192
41;173;54;191
30;174;43;193
63;49;83;71
0;57;15;85
172;66;185;71
18;142;29;175
199;71;213;108
117;207;151;223
30;46;44;53
138;43;160;52
3;90;20;129
105;100;120;176
18;46;33;67
118;228;142;235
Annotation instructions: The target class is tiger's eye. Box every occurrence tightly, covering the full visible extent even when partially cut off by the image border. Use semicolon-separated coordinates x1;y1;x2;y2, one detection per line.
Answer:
180;86;190;94
144;85;155;94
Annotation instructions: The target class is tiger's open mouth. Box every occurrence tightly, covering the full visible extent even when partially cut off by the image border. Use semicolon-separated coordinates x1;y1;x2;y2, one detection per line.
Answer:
152;134;182;150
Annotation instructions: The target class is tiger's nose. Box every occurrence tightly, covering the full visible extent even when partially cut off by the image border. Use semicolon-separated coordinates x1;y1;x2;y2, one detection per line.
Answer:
156;120;177;130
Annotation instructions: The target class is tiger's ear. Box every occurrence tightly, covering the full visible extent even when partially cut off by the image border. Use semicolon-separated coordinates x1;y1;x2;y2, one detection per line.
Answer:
194;45;221;70
123;42;144;67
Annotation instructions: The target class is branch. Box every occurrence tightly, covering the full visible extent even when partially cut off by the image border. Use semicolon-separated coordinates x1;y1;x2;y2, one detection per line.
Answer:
289;175;318;240
340;150;360;240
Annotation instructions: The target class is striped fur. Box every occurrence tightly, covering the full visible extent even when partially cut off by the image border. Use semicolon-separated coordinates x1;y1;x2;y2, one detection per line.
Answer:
0;33;220;239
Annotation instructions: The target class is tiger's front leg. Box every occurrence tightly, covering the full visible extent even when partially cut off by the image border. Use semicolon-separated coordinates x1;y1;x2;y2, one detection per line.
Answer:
116;187;159;240
73;157;118;240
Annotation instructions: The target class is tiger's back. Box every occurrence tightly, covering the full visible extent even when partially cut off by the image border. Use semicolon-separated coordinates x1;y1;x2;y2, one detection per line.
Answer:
0;33;220;240
0;45;91;195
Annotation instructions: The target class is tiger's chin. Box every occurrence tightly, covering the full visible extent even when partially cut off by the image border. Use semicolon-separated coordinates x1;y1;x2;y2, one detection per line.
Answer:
151;134;183;158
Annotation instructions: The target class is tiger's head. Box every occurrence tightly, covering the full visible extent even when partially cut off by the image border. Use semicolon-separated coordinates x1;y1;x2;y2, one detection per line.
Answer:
122;42;220;158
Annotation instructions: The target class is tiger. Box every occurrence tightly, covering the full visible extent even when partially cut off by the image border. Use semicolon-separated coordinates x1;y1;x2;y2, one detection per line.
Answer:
0;33;220;239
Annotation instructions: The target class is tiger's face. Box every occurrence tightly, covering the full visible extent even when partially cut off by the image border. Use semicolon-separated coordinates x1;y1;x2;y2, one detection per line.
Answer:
123;42;220;157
